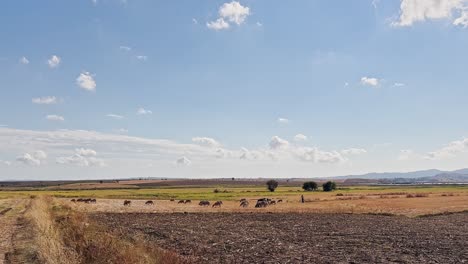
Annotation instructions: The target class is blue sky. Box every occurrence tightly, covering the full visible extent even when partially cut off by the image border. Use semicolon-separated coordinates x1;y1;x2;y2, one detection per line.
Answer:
1;0;468;180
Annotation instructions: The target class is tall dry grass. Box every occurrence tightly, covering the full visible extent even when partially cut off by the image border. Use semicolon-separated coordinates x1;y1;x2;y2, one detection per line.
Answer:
26;196;80;264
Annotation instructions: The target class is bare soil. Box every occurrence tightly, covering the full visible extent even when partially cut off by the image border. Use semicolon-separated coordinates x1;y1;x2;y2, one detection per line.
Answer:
92;212;468;264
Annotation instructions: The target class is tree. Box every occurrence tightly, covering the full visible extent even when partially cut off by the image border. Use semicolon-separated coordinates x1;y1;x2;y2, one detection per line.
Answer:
322;181;337;192
266;180;279;192
302;181;318;191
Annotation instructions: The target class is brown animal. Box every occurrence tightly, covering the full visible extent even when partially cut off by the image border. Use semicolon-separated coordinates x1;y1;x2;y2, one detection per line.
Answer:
255;200;268;208
199;200;210;206
90;199;97;203
277;199;283;203
240;201;249;208
145;200;154;205
178;200;185;204
70;199;76;202
270;200;276;205
123;200;131;206
240;198;247;203
212;201;223;208
185;200;192;204
170;199;175;202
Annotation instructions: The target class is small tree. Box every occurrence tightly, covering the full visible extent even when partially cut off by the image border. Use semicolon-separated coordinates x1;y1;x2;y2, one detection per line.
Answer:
302;181;318;191
266;180;279;192
322;181;337;192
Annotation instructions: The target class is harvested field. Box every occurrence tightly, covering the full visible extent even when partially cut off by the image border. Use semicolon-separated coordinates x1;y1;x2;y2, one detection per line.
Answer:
92;212;468;264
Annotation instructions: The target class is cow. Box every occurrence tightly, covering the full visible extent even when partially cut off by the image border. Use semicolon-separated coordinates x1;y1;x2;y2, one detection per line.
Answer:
270;200;276;205
123;200;131;206
240;198;247;203
185;200;192;204
277;199;283;203
178;200;185;204
70;199;76;203
255;200;268;208
170;199;175;202
199;200;210;206
212;201;223;208
145;200;154;205
77;198;84;202
90;198;97;203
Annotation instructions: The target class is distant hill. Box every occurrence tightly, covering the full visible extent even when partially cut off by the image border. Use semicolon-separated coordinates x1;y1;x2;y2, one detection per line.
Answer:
337;168;468;184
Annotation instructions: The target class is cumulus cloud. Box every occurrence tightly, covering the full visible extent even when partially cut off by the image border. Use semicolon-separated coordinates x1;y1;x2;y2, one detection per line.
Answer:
176;156;191;166
393;0;468;27
277;118;290;124
16;150;47;166
32;96;58;105
47;55;61;68
46;115;64;122
207;18;230;30
294;147;346;164
137;108;152;115
0;160;11;166
341;148;367;155
394;82;405;87
106;114;124;120
294;134;308;142
19;56;29;65
269;136;289;150
56;148;104;167
192;137;222;148
76;72;96;91
361;76;379;86
207;1;250;30
425;138;468;159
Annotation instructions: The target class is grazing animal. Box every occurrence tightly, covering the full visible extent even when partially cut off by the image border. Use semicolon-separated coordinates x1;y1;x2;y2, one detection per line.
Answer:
185;200;192;204
145;200;154;205
212;201;223;208
277;199;283;203
178;200;185;204
170;199;175;202
240;201;249;208
77;198;84;202
71;199;76;202
199;200;210;206
240;198;247;203
255;200;268;208
90;199;97;203
123;200;131;206
270;201;276;205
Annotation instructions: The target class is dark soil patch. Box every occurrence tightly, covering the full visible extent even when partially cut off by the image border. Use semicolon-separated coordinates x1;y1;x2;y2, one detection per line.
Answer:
91;212;468;264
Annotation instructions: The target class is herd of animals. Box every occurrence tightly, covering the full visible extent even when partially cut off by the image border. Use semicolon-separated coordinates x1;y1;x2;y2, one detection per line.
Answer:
71;197;284;208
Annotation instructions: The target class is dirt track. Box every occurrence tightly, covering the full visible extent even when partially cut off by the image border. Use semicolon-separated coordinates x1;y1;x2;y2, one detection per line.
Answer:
92;212;468;264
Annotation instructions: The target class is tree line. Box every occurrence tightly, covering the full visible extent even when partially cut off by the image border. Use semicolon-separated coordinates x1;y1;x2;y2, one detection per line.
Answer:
266;180;337;192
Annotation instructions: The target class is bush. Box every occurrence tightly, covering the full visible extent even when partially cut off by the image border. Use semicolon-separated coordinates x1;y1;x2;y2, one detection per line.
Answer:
266;180;279;192
322;181;337;192
302;181;318;191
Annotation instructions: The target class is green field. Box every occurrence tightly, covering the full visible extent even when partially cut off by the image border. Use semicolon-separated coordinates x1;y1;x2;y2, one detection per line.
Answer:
1;184;467;200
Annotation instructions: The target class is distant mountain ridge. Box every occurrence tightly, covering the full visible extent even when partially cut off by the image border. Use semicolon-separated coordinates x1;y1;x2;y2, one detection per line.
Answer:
334;168;468;183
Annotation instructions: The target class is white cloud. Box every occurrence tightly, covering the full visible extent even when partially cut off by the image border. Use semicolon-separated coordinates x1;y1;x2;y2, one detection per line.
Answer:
398;149;414;160
176;156;191;166
256;22;263;27
361;76;379;86
219;1;250;25
136;55;148;61
192;137;222;148
75;148;97;157
207;1;250;30
393;0;468;27
294;134;308;142
192;18;198;24
207;18;230;30
32;96;58;105
0;160;11;166
76;72;96;91
294;147;346;164
119;46;132;51
106;114;124;120
137;108;152;115
16;150;47;166
277;118;290;124
47;55;61;68
394;82;405;87
114;128;128;134
19;56;29;65
269;136;289;150
425;138;468;159
46;115;64;122
341;148;367;155
372;0;380;9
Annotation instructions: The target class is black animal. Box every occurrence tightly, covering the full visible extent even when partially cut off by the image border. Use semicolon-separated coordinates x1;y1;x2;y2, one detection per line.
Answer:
255;200;268;208
212;201;223;208
145;200;154;205
277;199;283;203
178;200;185;204
185;200;192;204
123;200;131;206
70;199;76;202
240;201;249;208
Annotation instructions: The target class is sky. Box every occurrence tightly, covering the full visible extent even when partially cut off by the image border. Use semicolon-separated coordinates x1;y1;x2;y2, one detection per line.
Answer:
1;0;468;180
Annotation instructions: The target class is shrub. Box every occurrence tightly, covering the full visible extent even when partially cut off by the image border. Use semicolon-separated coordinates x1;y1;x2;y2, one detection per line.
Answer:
266;180;279;192
322;181;337;192
213;189;220;193
302;181;318;191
